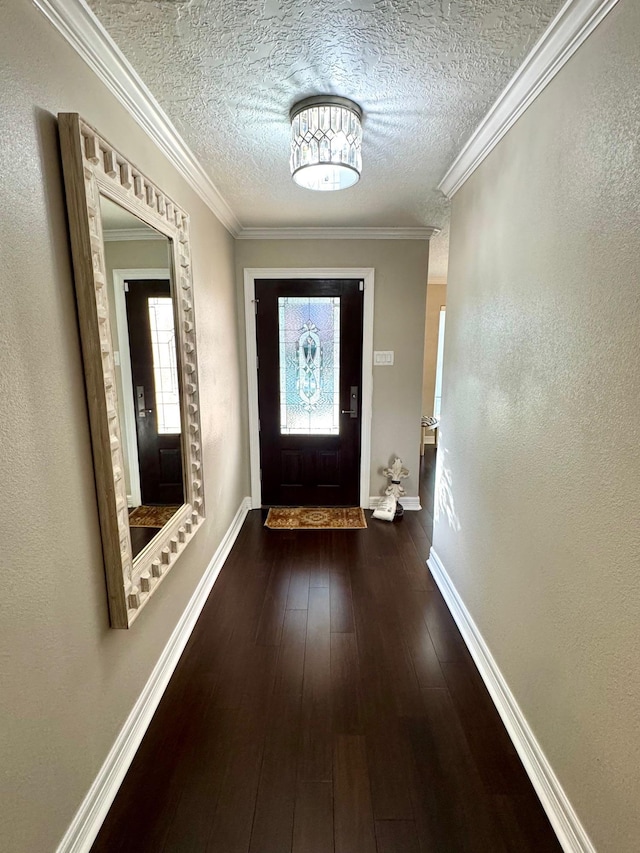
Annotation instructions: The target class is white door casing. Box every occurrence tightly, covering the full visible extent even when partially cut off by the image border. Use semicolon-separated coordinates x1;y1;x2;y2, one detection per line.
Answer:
243;268;374;509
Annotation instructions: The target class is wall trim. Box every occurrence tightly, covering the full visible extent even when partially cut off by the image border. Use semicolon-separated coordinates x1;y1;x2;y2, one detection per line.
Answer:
31;0;441;241
55;497;252;853
103;228;165;242
236;227;440;241
369;496;422;511
244;268;374;510
33;0;621;223
426;548;596;853
33;0;241;236
438;0;622;198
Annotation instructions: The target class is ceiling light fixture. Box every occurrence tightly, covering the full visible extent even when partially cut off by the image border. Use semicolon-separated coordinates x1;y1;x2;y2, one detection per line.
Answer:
290;95;363;192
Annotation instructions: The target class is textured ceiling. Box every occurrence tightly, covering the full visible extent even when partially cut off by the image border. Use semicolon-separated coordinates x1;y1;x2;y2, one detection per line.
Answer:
87;0;564;276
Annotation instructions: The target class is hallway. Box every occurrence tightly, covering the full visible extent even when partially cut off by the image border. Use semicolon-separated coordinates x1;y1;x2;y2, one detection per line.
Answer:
91;452;561;853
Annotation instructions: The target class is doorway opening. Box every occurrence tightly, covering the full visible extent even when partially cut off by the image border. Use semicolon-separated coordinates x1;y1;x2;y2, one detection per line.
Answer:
421;279;447;454
433;306;446;420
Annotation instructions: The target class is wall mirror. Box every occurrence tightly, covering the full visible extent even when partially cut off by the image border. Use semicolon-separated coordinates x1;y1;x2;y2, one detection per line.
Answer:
58;114;205;628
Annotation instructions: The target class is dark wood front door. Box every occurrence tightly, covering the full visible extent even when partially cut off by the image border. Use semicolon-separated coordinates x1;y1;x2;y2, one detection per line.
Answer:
256;278;363;506
125;279;184;505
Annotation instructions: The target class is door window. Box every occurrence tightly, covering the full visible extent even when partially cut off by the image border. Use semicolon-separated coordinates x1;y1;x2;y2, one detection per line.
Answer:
148;296;181;435
278;296;341;435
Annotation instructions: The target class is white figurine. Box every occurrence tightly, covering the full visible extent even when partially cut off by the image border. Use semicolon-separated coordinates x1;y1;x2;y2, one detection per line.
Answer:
373;458;410;522
383;457;409;500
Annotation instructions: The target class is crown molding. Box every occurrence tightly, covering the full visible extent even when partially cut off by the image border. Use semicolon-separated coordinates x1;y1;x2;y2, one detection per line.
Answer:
37;0;616;226
438;0;622;198
33;0;242;236
236;227;440;241
103;228;165;242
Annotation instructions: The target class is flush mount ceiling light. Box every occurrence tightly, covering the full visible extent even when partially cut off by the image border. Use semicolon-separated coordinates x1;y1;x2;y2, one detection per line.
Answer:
290;95;363;191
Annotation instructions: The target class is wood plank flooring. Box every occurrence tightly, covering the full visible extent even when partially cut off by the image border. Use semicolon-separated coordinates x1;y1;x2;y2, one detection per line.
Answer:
91;451;561;853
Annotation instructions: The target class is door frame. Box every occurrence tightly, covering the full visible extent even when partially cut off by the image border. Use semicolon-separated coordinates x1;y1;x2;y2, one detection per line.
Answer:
244;268;374;509
112;268;170;507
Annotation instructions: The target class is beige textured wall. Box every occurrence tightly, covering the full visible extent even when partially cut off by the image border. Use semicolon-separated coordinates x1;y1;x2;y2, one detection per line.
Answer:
104;239;170;292
235;239;430;498
433;2;640;851
421;281;446;417
0;2;248;851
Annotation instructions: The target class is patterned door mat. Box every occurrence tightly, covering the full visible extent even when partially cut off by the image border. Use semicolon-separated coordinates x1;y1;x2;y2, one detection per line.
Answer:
265;507;367;530
128;505;181;528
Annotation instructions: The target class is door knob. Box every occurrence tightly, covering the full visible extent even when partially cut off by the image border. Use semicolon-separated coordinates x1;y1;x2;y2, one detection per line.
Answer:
342;386;358;418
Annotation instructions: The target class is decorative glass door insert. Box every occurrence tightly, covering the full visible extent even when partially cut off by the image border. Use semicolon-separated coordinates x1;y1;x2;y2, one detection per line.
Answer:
278;296;340;435
148;296;181;434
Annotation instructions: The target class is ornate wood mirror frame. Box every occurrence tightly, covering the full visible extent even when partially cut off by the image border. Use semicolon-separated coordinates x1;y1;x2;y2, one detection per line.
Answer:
58;113;205;628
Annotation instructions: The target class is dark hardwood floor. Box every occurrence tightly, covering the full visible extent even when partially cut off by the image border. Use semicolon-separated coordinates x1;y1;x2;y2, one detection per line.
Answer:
91;450;561;853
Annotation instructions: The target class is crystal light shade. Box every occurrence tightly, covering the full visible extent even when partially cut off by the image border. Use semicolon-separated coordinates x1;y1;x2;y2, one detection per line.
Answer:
290;96;362;191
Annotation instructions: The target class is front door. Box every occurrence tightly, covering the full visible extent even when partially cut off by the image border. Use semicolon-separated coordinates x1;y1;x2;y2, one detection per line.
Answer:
125;279;184;505
255;278;363;506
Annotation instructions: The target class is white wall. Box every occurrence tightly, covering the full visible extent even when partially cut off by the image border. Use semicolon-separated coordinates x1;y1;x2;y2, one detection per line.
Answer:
0;2;248;850
433;2;640;850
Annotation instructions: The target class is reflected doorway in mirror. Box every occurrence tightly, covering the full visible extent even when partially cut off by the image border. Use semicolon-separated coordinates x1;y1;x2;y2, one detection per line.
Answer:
125;279;184;506
102;196;186;559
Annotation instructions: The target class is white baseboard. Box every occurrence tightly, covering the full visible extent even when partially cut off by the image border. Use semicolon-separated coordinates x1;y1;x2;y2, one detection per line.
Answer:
426;548;596;853
56;497;252;853
369;495;422;511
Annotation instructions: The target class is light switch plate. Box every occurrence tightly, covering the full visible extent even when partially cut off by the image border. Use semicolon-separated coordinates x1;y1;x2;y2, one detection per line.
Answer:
374;350;394;366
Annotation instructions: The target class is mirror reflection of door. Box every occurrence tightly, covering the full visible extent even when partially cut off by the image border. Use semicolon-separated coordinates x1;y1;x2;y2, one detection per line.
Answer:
125;279;184;506
255;278;364;507
100;195;185;559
